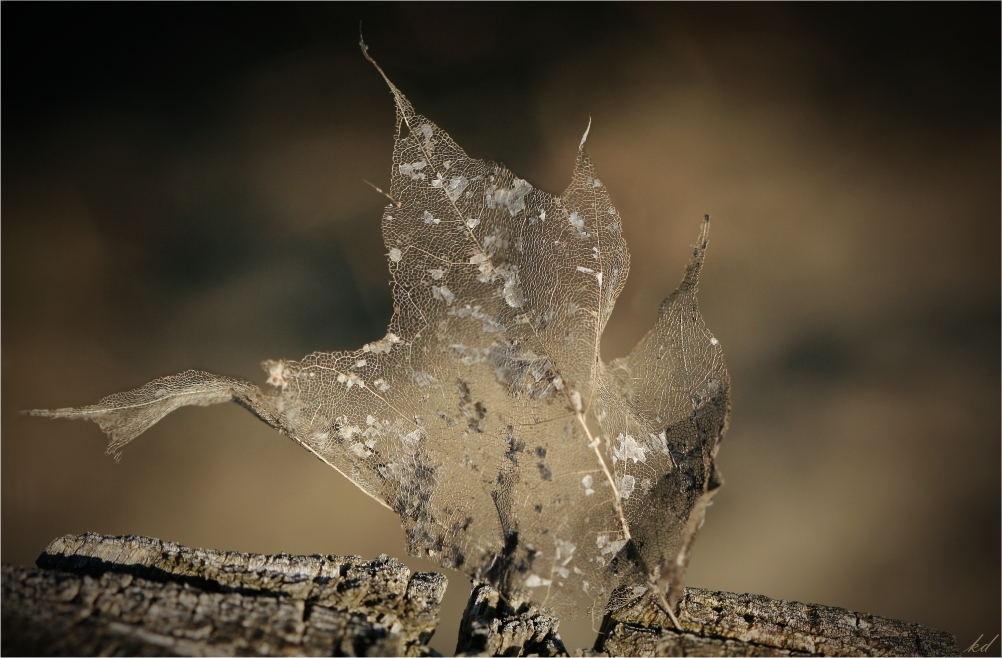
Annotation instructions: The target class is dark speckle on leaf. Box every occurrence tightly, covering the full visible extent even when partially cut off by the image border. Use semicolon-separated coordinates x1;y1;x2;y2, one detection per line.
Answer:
537;461;553;481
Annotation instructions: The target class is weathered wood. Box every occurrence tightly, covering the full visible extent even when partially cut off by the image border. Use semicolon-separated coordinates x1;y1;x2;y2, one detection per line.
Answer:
2;533;446;656
2;533;958;657
455;582;567;657
586;586;959;657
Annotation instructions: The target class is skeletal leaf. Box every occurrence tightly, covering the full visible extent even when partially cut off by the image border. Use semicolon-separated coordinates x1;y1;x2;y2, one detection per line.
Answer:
26;44;730;622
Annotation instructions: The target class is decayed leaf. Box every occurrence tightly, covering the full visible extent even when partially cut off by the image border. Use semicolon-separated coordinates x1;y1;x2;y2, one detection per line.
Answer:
27;44;729;623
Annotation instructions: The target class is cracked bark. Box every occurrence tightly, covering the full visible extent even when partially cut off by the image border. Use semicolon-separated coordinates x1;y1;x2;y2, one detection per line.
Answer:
2;533;445;657
584;585;959;657
2;534;958;657
455;582;568;657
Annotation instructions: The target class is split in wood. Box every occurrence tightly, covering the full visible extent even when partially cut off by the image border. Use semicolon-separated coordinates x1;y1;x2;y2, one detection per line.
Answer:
1;533;958;657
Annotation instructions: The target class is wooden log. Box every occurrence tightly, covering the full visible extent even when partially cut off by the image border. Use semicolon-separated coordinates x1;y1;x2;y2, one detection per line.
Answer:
2;533;958;657
455;582;567;657
2;533;446;656
450;582;958;657
586;586;959;657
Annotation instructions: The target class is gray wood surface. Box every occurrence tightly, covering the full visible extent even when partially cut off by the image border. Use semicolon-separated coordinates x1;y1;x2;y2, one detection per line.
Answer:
587;585;959;657
455;582;567;656
2;533;958;657
3;533;445;656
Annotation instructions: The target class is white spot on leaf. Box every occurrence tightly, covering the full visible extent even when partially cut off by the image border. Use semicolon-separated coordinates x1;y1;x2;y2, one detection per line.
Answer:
497;264;524;308
596;533;627;556
445;176;469;201
411;371;439;388
399;161;427;180
431;285;455;305
617;474;636;500
363;333;401;354
487;178;533;216
452;304;503;333
524;574;552;588
337;423;362;440
263;360;289;390
555;538;577;565
403;428;425;444
613;433;647;464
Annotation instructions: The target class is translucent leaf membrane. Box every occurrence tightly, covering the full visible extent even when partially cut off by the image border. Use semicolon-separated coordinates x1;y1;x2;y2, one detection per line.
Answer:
27;45;729;623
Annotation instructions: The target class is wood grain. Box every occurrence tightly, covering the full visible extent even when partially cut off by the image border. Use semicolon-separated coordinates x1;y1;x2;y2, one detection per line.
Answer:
2;534;958;656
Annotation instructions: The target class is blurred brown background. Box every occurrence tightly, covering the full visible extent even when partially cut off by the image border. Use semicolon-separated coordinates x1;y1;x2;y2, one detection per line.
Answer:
3;4;999;655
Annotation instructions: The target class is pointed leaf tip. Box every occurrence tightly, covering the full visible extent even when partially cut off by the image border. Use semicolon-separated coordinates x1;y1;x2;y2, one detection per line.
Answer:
359;39;415;126
699;215;711;252
579;117;592;150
